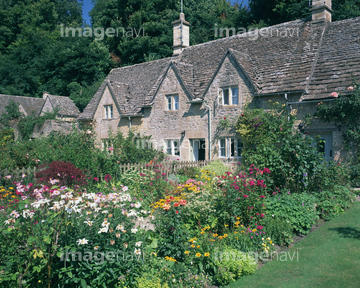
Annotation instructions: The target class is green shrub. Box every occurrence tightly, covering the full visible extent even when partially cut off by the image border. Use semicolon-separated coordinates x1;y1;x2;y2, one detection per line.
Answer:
214;247;257;285
265;193;319;235
262;216;294;246
202;160;230;176
176;166;200;179
136;273;169;288
236;103;325;193
316;185;355;220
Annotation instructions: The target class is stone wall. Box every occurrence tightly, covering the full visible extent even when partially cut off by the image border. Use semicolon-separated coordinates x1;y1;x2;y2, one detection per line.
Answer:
32;119;77;138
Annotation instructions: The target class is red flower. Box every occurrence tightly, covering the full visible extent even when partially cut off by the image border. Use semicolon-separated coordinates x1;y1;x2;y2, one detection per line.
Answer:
179;199;187;206
241;114;244;117
224;117;226;120
176;211;179;214
174;202;179;207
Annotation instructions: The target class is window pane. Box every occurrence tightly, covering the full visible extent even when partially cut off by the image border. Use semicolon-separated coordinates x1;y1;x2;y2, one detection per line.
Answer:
220;139;226;157
109;105;113;118
237;140;243;157
174;95;179;110
105;106;108;118
166;140;172;154
232;88;238;105
223;89;229;105
173;140;180;156
230;138;235;157
167;97;172;110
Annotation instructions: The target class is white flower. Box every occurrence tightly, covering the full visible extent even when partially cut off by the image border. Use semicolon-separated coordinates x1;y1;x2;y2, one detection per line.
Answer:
137;217;144;222
77;238;89;245
98;227;109;233
94;246;99;250
116;225;125;232
131;228;138;234
135;241;142;247
10;210;20;218
102;221;110;228
50;178;60;185
102;210;109;214
134;202;141;208
122;186;129;192
4;219;11;225
84;221;94;226
134;248;141;255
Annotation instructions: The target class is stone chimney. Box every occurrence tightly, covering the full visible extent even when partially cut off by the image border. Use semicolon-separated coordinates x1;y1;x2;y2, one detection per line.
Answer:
172;12;190;56
311;0;332;23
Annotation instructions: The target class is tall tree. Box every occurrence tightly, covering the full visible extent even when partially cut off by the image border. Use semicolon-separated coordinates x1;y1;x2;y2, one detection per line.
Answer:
0;0;112;111
90;0;251;66
249;0;360;27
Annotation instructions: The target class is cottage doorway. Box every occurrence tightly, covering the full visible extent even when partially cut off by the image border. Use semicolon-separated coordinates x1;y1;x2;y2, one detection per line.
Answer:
309;132;333;161
190;139;205;161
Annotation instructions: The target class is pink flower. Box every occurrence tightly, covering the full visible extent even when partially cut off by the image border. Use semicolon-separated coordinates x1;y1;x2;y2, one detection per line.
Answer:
348;86;354;91
260;214;265;218
108;147;114;151
243;195;249;198
331;92;338;98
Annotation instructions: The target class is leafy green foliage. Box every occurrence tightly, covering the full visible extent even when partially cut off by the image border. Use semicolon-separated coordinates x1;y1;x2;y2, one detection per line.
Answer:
214;247;257;285
249;0;360;27
265;193;319;235
316;185;355;221
262;217;294;246
316;84;360;186
236;103;325;193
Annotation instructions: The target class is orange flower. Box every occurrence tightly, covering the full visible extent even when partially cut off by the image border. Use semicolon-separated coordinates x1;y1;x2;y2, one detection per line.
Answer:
204;252;210;257
174;202;179;207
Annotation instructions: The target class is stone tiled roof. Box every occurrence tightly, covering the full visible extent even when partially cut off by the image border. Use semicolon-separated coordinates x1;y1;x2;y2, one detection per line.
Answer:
0;95;44;116
80;16;360;119
305;17;360;100
46;95;80;117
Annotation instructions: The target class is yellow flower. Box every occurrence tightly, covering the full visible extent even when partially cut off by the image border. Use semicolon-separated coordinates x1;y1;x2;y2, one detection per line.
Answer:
197;245;200;249
225;224;229;227
235;237;238;240
213;234;218;237
234;231;238;234
201;231;205;234
196;253;201;257
191;244;195;248
204;252;210;257
252;229;257;233
185;251;190;255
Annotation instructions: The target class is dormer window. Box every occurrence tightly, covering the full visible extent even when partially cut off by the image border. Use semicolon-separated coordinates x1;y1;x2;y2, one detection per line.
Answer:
166;95;179;111
218;87;239;106
104;105;113;119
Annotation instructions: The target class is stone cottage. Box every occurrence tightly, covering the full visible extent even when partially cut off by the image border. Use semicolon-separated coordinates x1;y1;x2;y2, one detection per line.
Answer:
79;0;360;162
0;93;80;138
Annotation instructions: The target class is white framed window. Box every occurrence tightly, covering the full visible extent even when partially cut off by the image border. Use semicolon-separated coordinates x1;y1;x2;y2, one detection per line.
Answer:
166;95;179;111
219;138;243;158
218;87;239;106
102;139;112;151
104;105;113;119
165;140;180;156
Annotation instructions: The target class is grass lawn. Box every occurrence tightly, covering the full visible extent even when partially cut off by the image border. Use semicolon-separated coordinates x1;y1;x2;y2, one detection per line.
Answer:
228;202;360;288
